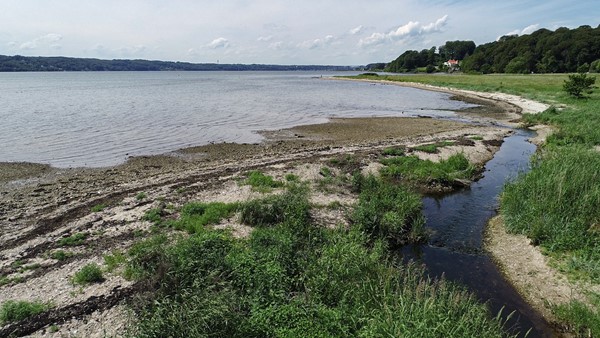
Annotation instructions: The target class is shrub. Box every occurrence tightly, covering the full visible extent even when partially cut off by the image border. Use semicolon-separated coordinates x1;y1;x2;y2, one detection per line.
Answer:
381;153;476;184
104;250;126;272
0;300;49;324
50;250;72;261
382;146;405;156
176;202;239;233
57;233;87;247
143;208;163;225
72;263;104;285
91;204;106;212
351;175;425;244
240;187;310;227
135;192;147;200
244;170;284;192
563;73;596;98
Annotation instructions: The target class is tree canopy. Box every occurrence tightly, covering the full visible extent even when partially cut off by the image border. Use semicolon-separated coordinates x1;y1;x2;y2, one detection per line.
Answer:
385;25;600;74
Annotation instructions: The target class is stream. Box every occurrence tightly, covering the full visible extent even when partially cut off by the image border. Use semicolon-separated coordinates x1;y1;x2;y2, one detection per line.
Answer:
401;128;556;337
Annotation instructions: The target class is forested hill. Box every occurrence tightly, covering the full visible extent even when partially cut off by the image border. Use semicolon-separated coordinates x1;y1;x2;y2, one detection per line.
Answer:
0;55;359;72
384;24;600;74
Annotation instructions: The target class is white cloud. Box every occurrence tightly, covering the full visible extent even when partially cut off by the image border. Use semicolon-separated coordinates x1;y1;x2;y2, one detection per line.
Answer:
349;25;364;35
358;15;448;48
298;35;335;50
498;24;540;40
521;24;540;35
207;37;230;49
18;33;63;50
257;35;273;42
268;41;284;50
421;15;448;33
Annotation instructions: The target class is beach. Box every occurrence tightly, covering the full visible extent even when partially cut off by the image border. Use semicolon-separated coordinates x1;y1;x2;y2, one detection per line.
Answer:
1;81;570;337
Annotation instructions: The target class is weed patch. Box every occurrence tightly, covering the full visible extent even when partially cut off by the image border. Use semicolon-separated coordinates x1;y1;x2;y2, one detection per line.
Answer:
243;170;284;192
72;263;104;285
174;202;239;233
91;204;106;212
57;233;87;247
381;153;476;185
0;300;50;324
352;174;425;244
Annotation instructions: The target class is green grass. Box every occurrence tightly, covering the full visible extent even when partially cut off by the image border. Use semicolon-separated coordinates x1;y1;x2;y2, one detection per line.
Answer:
355;73;600;336
103;250;127;272
57;232;88;247
125;180;513;337
501;146;600;280
91;204;106;212
381;153;477;185
0;300;50;324
142;208;164;225
243;170;284;192
72;263;104;285
382;146;406;156
0;276;24;286
50;250;72;261
135;192;147;200
412;141;455;154
175;201;239;233
553;293;600;337
240;186;310;227
351;174;426;244
348;73;570;103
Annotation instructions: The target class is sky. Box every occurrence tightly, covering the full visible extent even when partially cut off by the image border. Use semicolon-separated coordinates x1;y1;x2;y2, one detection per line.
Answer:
1;0;598;65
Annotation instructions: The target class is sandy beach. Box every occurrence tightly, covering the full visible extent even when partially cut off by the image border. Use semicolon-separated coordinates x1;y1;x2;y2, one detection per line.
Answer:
1;80;576;337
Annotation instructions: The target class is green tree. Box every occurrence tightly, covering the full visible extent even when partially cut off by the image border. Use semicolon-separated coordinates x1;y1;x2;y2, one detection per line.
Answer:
563;73;596;98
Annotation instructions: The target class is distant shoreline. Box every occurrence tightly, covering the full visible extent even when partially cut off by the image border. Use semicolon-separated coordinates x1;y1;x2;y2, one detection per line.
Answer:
0;55;363;72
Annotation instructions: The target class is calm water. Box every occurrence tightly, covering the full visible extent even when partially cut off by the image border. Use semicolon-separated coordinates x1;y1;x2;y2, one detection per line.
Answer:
0;71;473;168
402;129;555;337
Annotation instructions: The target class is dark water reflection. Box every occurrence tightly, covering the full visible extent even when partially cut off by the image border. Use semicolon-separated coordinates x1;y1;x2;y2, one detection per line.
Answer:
401;129;556;337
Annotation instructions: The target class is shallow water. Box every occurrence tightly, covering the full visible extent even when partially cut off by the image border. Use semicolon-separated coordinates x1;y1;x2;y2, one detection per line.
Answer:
401;129;556;337
0;71;474;168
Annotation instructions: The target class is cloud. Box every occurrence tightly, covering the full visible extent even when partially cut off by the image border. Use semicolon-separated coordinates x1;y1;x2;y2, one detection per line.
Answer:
498;24;540;40
349;25;365;35
207;37;230;49
358;15;448;47
257;36;273;42
298;35;335;50
268;41;284;50
18;33;63;50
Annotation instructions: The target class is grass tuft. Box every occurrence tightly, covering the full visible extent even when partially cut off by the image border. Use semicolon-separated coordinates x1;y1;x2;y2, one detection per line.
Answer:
0;300;50;324
243;170;284;192
72;263;104;285
57;233;87;247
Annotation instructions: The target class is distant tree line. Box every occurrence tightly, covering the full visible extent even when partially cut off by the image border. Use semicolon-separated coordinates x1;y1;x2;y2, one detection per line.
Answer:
382;25;600;74
0;55;360;72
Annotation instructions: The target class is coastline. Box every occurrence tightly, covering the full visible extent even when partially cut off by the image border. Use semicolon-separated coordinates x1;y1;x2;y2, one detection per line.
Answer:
0;80;559;336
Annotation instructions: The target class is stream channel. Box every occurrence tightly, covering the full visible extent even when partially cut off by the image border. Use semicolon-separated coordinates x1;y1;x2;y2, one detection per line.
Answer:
401;128;557;337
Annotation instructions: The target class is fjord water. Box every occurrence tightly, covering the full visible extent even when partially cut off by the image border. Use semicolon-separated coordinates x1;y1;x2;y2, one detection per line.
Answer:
0;71;472;168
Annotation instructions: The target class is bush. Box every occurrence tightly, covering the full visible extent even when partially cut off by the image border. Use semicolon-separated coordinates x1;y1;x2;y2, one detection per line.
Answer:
57;233;87;247
240;187;310;227
351;175;425;244
72;263;104;285
563;73;596;98
244;170;284;192
0;300;49;324
176;202;239;233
